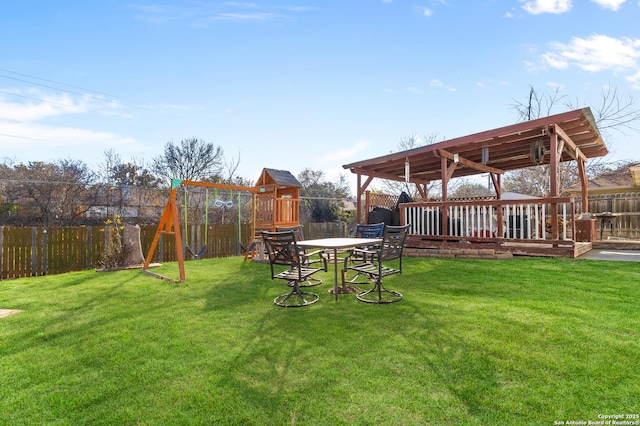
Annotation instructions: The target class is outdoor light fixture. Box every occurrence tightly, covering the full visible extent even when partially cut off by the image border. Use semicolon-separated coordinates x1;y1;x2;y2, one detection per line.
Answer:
482;147;489;165
405;158;410;182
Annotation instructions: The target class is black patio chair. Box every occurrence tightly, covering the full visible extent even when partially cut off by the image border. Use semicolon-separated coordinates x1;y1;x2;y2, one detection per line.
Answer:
261;230;323;307
341;222;385;285
276;225;327;287
345;224;410;304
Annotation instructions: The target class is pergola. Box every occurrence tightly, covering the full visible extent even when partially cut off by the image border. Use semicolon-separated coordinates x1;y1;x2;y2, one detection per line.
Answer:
344;107;608;224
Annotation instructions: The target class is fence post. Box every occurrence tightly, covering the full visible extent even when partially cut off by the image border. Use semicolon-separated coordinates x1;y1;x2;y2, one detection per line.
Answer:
86;227;93;270
0;226;3;280
31;227;37;276
42;228;48;276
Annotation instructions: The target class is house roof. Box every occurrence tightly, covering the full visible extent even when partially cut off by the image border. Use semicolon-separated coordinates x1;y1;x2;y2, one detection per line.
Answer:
343;107;608;185
566;163;640;195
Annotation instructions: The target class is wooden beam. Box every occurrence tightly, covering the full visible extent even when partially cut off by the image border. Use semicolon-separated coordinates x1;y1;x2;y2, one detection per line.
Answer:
355;174;374;224
414;182;428;200
348;167;430;186
440;156;448;235
179;180;259;193
437;149;504;175
549;132;559;239
441;156;448;201
446;161;458;181
549;132;559;197
490;173;501;198
577;157;589;212
548;124;588;162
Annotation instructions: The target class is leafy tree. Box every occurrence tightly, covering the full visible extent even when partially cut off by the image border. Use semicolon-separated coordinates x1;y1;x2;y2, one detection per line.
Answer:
152;137;224;183
2;160;97;226
110;162;162;188
97;149;165;224
449;181;494;199
298;169;351;223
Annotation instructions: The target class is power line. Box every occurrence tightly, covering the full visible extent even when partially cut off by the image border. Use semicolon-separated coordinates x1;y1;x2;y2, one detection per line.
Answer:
0;89;84;111
0;68;149;110
0;133;63;144
0;178;85;186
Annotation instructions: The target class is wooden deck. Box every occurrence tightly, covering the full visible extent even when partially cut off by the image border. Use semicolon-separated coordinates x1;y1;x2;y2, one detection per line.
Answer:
396;197;594;258
406;235;591;258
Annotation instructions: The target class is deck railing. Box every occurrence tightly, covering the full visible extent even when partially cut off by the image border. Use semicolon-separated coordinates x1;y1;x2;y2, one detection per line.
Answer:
402;197;575;241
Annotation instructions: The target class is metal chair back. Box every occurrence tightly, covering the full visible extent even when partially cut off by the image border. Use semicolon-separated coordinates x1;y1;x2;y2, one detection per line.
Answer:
355;222;384;239
378;224;410;265
262;231;302;273
276;225;305;241
261;230;321;307
346;224;410;304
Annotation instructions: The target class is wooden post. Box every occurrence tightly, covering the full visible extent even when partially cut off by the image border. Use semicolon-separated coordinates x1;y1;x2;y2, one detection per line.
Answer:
440;156;449;236
549;131;559;239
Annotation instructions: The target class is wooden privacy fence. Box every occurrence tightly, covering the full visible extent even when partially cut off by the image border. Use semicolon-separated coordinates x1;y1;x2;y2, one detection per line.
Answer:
575;193;640;240
0;222;346;280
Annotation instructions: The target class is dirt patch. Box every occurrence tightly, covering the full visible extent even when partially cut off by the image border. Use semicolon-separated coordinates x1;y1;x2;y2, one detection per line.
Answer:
0;309;22;319
328;285;361;294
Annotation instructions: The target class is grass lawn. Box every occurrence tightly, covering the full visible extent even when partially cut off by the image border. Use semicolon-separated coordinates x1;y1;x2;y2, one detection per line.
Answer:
1;256;639;425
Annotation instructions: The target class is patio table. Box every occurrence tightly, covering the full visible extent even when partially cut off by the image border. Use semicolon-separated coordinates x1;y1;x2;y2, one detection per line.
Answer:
297;237;382;300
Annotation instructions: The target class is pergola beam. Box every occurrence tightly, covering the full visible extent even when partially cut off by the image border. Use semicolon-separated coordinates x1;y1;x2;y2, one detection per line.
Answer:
548;124;588;162
437;149;505;175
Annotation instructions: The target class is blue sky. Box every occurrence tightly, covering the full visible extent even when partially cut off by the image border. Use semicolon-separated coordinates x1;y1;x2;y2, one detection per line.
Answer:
1;0;639;193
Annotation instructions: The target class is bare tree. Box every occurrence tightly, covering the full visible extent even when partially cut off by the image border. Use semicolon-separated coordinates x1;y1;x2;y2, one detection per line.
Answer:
567;84;640;135
506;85;640;195
211;150;252;186
512;86;566;122
380;132;453;198
152;137;224;183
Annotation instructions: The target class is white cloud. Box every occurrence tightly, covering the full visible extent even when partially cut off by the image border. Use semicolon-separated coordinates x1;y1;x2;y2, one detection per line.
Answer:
628;70;640;89
429;79;456;91
0;94;140;164
0;92;89;122
543;34;640;73
129;2;306;26
590;0;627;10
322;140;369;162
540;52;570;69
545;81;565;90
413;6;433;16
521;0;572;14
0;120;137;155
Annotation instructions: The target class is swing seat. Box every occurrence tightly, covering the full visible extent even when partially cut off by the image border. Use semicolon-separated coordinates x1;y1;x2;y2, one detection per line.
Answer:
186;245;207;259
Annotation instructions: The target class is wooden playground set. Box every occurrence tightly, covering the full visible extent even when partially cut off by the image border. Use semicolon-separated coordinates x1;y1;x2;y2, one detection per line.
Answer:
142;168;302;282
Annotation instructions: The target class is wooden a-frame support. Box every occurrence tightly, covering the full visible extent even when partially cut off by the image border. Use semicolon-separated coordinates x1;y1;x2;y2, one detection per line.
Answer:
142;179;257;283
142;185;185;282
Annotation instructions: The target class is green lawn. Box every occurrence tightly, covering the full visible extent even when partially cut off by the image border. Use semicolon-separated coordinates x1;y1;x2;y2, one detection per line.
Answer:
1;256;639;425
